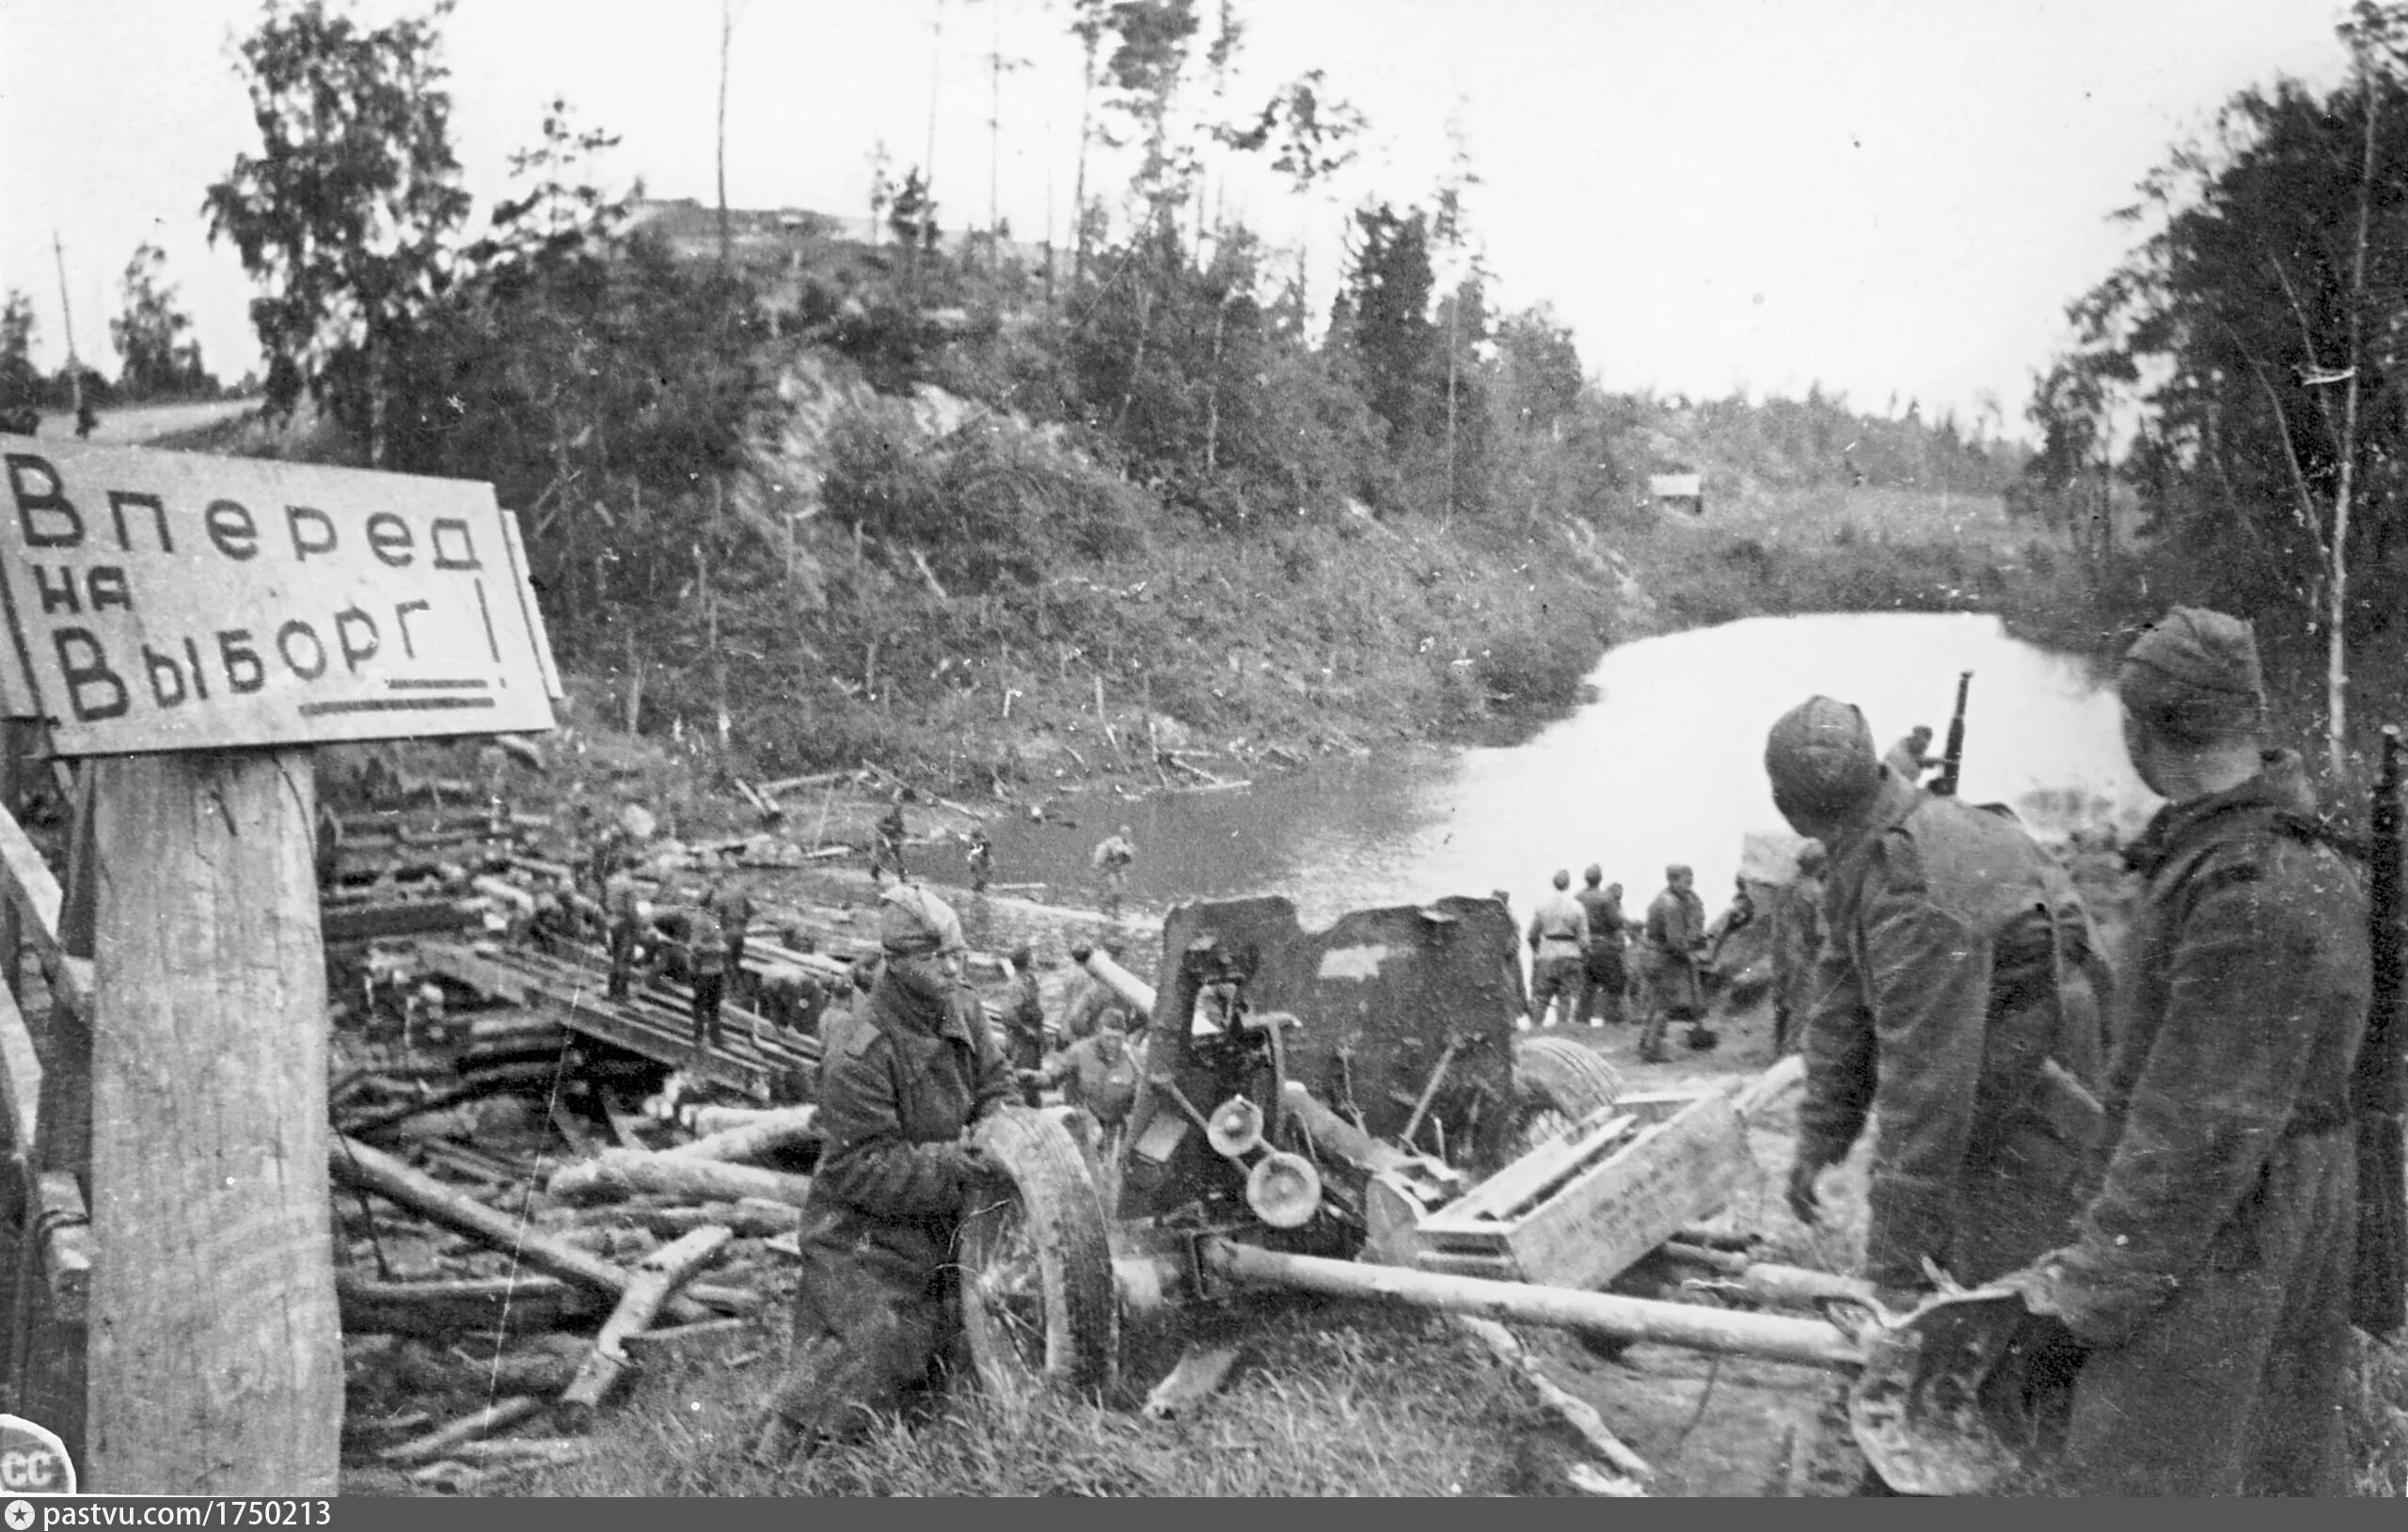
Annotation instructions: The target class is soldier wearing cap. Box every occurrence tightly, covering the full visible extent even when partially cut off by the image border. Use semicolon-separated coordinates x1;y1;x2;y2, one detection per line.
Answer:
1002;944;1049;1107
754;882;1013;1463
2001;608;2368;1495
1766;694;2108;1315
1526;869;1591;1030
1575;866;1628;1027
1637;864;1709;1063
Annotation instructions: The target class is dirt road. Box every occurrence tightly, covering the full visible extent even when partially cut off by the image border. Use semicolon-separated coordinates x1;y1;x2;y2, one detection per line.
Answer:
28;396;255;445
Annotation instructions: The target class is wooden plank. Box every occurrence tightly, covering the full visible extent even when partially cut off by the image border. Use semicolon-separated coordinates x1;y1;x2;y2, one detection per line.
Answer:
0;800;63;946
1429;1113;1639;1227
0;979;42;1168
1489;1095;1751;1294
34;1172;89;1324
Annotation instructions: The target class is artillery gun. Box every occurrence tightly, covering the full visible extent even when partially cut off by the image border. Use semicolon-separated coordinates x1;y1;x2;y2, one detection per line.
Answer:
956;893;1917;1468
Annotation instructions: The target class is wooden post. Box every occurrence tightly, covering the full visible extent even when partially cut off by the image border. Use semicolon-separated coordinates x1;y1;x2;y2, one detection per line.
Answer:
85;749;341;1493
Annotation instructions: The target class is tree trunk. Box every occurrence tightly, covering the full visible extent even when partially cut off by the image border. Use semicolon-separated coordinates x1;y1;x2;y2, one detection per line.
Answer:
2329;64;2382;781
716;0;734;269
546;1147;814;1207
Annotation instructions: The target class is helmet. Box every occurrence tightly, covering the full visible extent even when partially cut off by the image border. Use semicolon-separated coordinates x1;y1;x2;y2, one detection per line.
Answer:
1766;696;1879;822
1583;863;1603;885
1551;869;1572;890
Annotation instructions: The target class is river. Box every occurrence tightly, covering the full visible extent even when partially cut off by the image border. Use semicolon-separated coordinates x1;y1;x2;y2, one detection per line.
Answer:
973;612;2160;929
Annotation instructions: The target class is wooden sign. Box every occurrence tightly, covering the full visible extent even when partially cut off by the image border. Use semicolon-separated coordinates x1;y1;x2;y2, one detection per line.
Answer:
0;442;561;755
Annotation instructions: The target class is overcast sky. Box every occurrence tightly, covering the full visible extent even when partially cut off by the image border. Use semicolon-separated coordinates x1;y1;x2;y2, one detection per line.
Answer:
0;0;2359;432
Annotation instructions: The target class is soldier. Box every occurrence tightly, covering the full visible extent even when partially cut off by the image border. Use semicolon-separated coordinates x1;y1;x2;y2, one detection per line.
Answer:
1025;1012;1142;1160
1093;825;1136;920
1525;869;1590;1030
2003;608;2368;1496
1002;944;1049;1108
1703;875;1756;971
676;887;731;1064
1637;865;1708;1063
1059;937;1126;1044
753;883;1011;1464
1766;694;2106;1314
708;877;755;998
604;868;647;1002
967;829;994;894
1884;724;1938;786
1767;841;1828;1057
871;790;910;884
1574;868;1628;1027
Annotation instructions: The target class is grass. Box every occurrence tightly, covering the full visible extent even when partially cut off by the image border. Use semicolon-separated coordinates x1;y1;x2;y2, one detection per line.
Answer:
508;1301;1557;1497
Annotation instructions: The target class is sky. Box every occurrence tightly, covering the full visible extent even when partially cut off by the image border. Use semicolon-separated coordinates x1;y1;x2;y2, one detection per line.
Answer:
0;0;2361;433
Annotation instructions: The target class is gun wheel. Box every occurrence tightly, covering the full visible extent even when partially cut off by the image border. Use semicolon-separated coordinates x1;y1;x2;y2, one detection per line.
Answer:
960;1107;1120;1398
1506;1034;1624;1163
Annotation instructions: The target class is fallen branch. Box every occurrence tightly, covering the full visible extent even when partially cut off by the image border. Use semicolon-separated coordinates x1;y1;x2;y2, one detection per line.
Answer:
668;1106;818;1164
381;1396;544;1465
547;1148;814;1208
1455;1316;1655;1485
336;1271;605;1337
331;1135;707;1323
562;1224;733;1413
624;1316;750;1352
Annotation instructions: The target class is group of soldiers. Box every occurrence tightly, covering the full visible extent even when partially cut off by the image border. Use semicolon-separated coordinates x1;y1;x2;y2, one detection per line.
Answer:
875;786;1140;923
1763;607;2376;1495
1523;849;1827;1066
653;603;2377;1498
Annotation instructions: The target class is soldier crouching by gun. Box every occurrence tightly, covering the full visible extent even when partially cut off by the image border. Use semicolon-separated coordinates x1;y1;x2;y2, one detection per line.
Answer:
752;884;1013;1465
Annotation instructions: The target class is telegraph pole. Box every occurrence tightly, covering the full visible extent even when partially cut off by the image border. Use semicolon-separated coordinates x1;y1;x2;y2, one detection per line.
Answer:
51;232;82;423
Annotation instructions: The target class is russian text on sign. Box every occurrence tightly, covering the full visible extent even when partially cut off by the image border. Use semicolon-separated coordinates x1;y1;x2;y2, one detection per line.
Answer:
0;442;559;753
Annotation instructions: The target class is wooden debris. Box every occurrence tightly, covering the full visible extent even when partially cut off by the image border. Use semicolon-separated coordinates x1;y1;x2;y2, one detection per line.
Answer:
667;1105;817;1163
547;1147;813;1208
624;1198;800;1240
329;1135;708;1323
1141;1341;1244;1420
623;1316;750;1352
562;1224;733;1412
380;1396;543;1465
1455;1316;1655;1485
336;1271;606;1336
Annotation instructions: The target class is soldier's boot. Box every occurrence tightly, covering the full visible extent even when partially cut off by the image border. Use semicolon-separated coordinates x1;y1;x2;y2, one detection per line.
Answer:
1637;1008;1669;1065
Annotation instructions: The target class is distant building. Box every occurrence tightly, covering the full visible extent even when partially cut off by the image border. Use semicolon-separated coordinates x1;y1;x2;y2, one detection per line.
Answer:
1648;472;1705;516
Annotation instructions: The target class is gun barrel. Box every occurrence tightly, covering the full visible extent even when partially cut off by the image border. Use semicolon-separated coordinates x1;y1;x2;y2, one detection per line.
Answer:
1934;670;1973;797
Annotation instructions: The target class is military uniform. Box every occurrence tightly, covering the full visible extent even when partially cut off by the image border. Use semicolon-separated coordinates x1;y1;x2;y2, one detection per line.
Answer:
761;892;1011;1458
1637;880;1707;1061
604;874;645;1001
2018;752;2368;1495
1767;861;1826;1056
1795;768;2105;1296
1002;960;1048;1107
1526;886;1591;1028
1575;882;1627;1025
685;905;729;1056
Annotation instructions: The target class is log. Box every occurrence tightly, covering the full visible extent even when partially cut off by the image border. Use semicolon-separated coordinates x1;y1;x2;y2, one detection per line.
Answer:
1206;1240;1862;1370
687;1103;791;1136
625;1198;801;1240
1455;1316;1655;1483
547;1148;813;1208
336;1271;607;1336
668;1105;818;1163
562;1224;733;1412
339;1074;535;1136
423;1436;593;1470
623;1317;750;1352
329;1135;706;1323
381;1396;544;1465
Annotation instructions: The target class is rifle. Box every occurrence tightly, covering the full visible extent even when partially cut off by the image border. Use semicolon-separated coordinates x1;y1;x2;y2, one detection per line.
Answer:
2352;724;2405;1338
1931;671;1973;798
